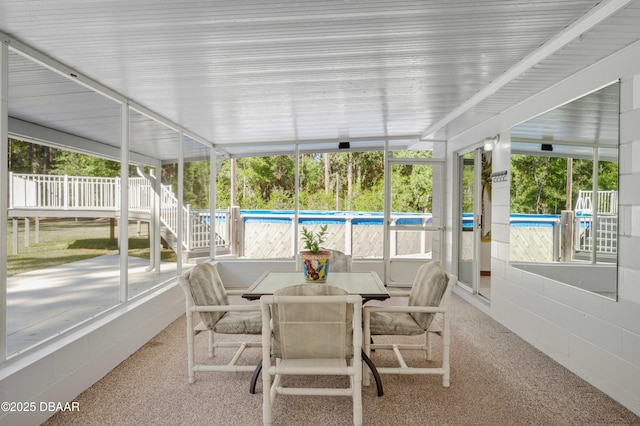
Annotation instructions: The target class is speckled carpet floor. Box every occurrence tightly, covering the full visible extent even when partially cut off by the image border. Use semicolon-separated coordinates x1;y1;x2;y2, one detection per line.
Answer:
44;293;640;425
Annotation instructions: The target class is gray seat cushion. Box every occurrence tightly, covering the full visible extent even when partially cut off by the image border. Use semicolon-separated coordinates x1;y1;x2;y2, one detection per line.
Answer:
408;262;448;330
369;311;424;336
214;311;262;334
369;262;448;336
187;263;262;334
187;263;229;329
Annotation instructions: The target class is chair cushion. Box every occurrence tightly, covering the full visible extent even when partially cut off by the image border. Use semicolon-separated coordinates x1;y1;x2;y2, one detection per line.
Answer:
369;311;424;336
188;263;229;329
327;249;351;272
271;284;353;359
214;311;263;334
408;262;448;330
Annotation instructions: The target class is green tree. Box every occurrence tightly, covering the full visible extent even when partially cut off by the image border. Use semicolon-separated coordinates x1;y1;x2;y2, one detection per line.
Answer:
215;159;232;209
183;161;210;209
52;150;120;177
511;155;566;214
351;179;384;211
353;152;384;191
511;155;618;214
235;156;295;208
299;154;325;202
9;139;56;174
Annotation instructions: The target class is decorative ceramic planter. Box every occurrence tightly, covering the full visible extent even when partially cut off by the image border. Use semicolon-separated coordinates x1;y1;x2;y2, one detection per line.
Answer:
299;250;332;282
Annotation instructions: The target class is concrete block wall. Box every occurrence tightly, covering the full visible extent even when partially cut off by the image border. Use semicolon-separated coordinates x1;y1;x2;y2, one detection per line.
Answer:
0;284;184;425
489;65;640;417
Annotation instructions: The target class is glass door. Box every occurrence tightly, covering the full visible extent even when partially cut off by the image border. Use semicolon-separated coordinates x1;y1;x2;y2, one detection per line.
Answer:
457;149;481;292
384;150;444;285
457;146;492;299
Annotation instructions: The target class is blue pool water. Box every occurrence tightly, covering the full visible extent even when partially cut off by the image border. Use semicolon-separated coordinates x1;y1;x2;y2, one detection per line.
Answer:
205;210;562;228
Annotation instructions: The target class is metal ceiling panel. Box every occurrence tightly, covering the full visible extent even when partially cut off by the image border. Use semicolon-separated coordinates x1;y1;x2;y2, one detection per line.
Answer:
1;0;639;161
8;51;122;147
441;3;640;141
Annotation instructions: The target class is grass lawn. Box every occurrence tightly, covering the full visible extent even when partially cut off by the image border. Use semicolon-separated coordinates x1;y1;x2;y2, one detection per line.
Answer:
6;218;177;276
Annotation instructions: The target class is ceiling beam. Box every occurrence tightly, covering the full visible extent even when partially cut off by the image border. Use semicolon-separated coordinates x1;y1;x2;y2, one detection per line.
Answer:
8;117;160;167
215;134;422;148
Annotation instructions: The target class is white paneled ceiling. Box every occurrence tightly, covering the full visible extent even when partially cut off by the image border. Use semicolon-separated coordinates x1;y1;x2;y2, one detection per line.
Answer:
1;0;640;162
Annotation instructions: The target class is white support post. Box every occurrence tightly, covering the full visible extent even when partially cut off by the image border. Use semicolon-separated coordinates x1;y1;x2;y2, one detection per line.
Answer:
420;217;426;255
209;148;217;259
383;139;390;284
186;204;192;251
293;145;300;258
390;218;397;257
345;217;353;255
147;182;156;273
119;102;130;303
153;165;161;274
591;147;599;264
177;131;184;273
0;39;8;361
24;217;29;247
12;218;17;255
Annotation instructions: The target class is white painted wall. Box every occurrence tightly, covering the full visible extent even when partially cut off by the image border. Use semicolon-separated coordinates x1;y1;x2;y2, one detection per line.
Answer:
0;284;184;425
448;40;640;416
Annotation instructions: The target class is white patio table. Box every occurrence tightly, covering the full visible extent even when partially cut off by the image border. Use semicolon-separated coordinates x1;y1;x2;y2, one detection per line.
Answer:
242;271;389;303
243;270;389;396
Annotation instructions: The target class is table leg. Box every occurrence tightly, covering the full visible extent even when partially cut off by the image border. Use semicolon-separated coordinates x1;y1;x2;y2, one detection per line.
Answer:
249;361;262;394
362;350;383;397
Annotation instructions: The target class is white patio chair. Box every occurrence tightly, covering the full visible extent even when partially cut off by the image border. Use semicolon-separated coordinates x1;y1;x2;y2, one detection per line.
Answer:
178;262;262;384
327;249;352;272
260;284;363;426
363;262;456;387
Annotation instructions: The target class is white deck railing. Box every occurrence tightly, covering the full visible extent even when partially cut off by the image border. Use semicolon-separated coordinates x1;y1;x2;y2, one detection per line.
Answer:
159;184;229;250
9;173;229;252
576;216;618;254
574;190;618;256
575;189;618;215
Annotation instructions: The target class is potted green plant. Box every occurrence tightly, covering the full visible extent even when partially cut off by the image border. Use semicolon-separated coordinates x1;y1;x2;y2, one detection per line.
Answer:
299;225;332;282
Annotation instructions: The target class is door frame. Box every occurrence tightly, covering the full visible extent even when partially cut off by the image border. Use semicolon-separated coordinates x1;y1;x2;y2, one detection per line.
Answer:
383;152;445;286
454;145;484;294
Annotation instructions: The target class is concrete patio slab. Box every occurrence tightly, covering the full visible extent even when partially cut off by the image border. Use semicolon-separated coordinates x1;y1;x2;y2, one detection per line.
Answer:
6;255;178;356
